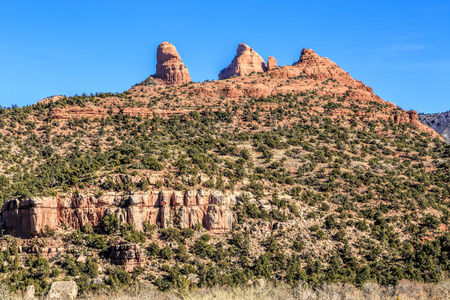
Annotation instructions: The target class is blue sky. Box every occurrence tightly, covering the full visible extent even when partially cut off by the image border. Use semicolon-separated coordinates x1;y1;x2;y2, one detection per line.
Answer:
0;0;449;113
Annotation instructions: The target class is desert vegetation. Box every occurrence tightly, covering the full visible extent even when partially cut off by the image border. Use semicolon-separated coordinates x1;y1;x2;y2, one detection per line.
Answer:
0;65;449;299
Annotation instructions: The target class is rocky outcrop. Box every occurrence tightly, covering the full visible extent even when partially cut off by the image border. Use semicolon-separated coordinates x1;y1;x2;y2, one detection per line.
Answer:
139;42;191;86
47;281;78;300
0;190;236;238
219;44;267;79
24;285;35;299
267;56;277;70
269;48;373;93
109;244;146;272
37;95;64;105
390;110;440;138
0;197;59;237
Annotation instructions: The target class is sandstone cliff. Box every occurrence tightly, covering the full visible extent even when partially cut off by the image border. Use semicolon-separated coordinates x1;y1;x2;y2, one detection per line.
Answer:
139;42;191;86
0;190;235;238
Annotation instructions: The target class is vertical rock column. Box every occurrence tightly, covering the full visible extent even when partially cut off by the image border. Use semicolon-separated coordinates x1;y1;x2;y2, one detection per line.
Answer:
151;42;191;86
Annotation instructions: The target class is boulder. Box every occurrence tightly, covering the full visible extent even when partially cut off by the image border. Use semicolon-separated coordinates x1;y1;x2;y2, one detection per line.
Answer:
47;281;78;300
219;44;267;79
24;285;35;299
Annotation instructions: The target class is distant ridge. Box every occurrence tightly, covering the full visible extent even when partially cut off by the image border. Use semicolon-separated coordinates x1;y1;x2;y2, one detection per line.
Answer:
419;110;450;143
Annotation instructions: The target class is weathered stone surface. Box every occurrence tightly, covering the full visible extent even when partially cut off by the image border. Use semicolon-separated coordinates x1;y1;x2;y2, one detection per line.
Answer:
140;42;191;86
24;285;35;299
184;190;196;206
0;197;58;237
196;189;208;205
209;191;226;205
219;44;267;79
47;281;78;300
160;203;172;228
0;190;236;238
109;244;146;272
174;205;205;229
205;205;234;233
267;56;277;70
171;191;184;206
269;48;373;93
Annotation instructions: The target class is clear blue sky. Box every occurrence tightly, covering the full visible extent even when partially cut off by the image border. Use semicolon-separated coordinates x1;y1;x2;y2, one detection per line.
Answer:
0;0;449;113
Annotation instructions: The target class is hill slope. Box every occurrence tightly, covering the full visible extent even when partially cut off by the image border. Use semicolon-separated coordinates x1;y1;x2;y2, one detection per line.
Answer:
0;45;449;296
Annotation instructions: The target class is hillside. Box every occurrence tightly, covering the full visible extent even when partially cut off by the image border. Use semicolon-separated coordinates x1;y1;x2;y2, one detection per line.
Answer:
0;42;449;298
419;111;450;143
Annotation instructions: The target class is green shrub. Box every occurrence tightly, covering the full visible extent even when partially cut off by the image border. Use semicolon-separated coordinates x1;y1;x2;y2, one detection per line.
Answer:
142;156;164;171
103;213;120;234
160;246;174;260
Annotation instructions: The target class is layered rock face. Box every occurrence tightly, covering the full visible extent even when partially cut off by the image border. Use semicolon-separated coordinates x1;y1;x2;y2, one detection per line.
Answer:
110;244;146;272
0;197;59;237
0;190;236;238
219;44;268;79
140;42;191;86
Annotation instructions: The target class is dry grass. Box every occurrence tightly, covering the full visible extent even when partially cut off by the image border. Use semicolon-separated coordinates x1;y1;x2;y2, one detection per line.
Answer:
76;280;450;300
4;280;450;300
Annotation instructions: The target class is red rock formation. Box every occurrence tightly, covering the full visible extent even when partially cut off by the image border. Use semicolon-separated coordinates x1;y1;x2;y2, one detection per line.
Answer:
109;244;146;272
0;197;58;237
267;56;277;70
269;48;373;93
219;44;267;79
141;42;191;86
0;190;236;237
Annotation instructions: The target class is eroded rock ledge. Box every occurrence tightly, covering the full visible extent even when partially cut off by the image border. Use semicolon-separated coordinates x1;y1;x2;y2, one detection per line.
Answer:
0;190;236;238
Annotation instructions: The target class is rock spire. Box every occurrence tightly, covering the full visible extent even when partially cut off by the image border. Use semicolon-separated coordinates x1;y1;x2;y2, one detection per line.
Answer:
140;42;191;86
267;56;277;70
